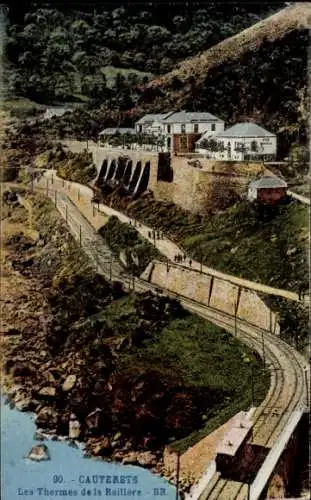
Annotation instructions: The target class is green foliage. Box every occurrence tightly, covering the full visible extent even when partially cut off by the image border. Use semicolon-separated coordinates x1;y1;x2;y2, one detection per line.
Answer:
102;193;308;351
98;215;162;275
100;132;165;151
40;144;97;184
7;4;279;104
6;190;269;450
120;195;308;294
121;314;269;449
152;29;308;158
2;98;46;119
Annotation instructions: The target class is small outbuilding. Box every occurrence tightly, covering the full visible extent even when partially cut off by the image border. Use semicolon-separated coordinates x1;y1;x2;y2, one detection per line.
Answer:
247;176;288;205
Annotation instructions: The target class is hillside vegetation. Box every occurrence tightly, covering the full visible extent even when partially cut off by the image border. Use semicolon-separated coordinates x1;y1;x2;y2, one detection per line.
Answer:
98;215;162;275
140;4;310;158
3;194;269;457
6;3;280;104
94;189;309;351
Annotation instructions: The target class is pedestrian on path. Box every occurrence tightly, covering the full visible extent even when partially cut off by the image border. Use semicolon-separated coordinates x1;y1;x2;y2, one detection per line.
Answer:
148;231;151;238
189;259;192;267
298;283;308;301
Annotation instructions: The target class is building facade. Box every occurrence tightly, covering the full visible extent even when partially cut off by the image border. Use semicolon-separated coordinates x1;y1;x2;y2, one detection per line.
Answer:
196;123;277;161
135;111;224;153
161;111;224;153
135;113;173;136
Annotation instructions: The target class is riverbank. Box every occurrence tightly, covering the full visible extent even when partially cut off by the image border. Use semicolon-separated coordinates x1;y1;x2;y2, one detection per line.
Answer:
1;190;269;493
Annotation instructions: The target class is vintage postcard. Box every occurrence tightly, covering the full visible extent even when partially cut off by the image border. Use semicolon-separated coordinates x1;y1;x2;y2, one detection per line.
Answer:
1;2;310;499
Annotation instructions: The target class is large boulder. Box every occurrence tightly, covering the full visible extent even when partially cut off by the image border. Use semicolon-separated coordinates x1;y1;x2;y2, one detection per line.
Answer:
69;414;81;439
38;386;56;397
136;451;158;468
35;406;58;429
62;374;77;392
25;444;50;461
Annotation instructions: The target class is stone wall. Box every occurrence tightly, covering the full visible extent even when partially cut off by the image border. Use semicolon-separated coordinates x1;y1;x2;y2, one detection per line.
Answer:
63;141;266;214
152;156;266;213
141;261;279;333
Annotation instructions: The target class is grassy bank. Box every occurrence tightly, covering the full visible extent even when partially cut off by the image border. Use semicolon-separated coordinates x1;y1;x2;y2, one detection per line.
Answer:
100;191;308;293
95;189;309;352
34;144;97;184
3;193;269;455
98;215;163;275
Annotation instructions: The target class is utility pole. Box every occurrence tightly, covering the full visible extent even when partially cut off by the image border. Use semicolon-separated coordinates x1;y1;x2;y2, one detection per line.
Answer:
251;364;255;407
95;255;99;273
78;189;80;201
234;308;238;338
304;368;309;409
65;205;68;223
109;260;112;282
27;165;34;193
175;451;181;500
261;331;266;368
79;225;82;247
54;190;57;207
46;179;49;195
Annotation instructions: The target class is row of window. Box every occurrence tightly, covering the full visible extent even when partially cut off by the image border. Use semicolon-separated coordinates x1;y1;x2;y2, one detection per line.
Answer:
168;123;216;133
137;124;217;134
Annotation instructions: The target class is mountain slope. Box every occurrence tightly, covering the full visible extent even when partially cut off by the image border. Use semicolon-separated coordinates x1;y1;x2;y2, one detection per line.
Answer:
139;3;310;158
146;3;310;97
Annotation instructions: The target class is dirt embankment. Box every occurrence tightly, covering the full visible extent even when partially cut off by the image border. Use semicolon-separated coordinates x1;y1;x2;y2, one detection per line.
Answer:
0;193;220;492
1;191;270;494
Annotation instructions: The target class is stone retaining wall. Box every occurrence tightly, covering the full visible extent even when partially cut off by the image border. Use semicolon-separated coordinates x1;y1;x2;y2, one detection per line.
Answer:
141;261;279;333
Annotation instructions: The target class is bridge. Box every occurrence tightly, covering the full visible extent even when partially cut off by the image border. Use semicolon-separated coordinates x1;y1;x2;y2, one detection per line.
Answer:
29;173;309;500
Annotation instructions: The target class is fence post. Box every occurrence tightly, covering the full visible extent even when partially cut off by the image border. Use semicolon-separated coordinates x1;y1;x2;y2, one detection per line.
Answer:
54;190;57;206
65;205;68;223
175;451;181;500
46;179;49;195
78;189;80;200
79;225;82;247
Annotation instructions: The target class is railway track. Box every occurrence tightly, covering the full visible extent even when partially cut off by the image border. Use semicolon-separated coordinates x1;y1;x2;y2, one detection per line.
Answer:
37;183;308;500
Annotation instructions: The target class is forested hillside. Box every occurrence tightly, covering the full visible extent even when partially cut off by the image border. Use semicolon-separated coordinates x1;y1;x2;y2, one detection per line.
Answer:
139;3;310;158
6;2;282;104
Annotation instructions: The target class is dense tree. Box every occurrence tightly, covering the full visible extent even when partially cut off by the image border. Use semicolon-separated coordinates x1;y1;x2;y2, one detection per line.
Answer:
6;3;284;103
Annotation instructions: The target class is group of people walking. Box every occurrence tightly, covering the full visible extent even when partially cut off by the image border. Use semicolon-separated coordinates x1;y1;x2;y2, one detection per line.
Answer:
147;229;164;240
129;219;141;228
174;253;192;267
174;253;186;263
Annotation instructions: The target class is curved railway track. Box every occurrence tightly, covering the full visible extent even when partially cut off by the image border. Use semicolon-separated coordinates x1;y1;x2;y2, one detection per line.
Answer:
40;185;308;500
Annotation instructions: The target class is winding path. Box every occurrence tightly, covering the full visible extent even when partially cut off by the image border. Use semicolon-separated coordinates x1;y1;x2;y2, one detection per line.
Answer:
40;170;308;304
32;173;309;500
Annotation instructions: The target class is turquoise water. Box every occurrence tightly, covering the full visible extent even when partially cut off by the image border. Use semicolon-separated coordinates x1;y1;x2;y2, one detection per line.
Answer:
1;398;177;500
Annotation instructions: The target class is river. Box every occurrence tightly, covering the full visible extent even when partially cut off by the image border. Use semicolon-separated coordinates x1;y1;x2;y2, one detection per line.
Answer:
1;398;178;500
